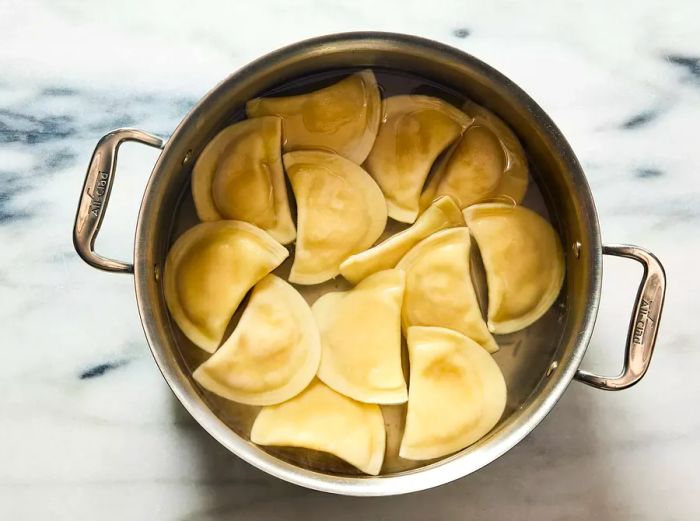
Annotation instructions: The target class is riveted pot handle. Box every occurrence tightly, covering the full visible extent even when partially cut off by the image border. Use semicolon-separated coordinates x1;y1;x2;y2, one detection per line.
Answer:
575;244;666;390
73;129;164;274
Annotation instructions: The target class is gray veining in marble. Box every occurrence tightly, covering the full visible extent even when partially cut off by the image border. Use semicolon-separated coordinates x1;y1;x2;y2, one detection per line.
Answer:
1;0;698;519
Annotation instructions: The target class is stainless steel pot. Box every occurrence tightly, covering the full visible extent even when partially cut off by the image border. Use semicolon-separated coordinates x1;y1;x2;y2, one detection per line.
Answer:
72;32;666;496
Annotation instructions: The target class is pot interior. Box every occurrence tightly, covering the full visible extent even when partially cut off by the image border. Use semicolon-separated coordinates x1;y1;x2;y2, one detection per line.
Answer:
134;34;600;490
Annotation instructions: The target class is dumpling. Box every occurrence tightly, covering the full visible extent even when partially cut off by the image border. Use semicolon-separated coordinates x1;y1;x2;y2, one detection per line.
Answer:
313;269;407;404
284;150;387;284
340;195;464;285
364;95;471;223
251;380;386;475
164;221;288;352
193;275;321;405
246;70;380;164
191;117;296;244
420;101;528;210
400;326;506;461
396;227;498;353
463;204;565;334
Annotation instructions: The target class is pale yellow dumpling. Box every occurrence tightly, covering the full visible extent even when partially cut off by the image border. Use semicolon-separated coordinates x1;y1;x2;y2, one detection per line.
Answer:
284;150;387;284
463;204;565;334
251;380;386;475
420;101;528;211
396;227;498;353
164;221;288;352
191;117;295;244
400;326;506;461
339;195;464;285
246;70;380;164
364;95;471;223
193;275;320;405
313;269;407;404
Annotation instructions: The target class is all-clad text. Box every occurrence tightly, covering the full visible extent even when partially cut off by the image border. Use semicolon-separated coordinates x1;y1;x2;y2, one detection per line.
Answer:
88;171;109;217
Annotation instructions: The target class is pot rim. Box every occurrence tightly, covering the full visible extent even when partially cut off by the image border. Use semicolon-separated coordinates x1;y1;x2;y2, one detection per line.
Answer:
133;31;602;496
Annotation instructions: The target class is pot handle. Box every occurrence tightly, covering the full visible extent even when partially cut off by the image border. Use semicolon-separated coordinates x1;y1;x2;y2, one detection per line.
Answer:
575;244;666;390
73;129;164;274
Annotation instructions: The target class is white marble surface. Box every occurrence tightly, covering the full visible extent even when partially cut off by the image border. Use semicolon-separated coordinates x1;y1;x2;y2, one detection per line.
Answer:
1;0;698;519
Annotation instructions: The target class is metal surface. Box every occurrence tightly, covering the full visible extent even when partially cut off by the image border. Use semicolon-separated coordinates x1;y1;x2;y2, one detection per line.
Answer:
575;244;666;390
71;32;665;495
73;128;163;273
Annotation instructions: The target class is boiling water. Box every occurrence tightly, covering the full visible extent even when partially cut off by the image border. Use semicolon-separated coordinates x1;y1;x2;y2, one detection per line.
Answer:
169;68;565;476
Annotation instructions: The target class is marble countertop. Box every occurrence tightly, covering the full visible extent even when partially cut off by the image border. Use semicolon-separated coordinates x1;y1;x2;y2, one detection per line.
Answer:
1;0;698;519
